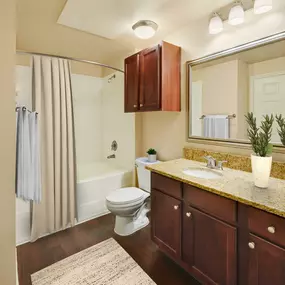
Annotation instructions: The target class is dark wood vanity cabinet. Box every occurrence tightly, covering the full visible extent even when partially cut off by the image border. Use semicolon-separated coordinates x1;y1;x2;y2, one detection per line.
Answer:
124;41;181;113
247;234;285;285
151;172;285;285
151;189;181;259
183;205;237;285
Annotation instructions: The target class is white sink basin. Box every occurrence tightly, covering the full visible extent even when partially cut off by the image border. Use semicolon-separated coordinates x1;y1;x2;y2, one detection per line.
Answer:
183;168;222;179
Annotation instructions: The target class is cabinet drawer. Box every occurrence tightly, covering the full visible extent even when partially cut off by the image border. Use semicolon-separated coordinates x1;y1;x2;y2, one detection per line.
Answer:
248;207;285;248
184;184;237;224
151;173;182;199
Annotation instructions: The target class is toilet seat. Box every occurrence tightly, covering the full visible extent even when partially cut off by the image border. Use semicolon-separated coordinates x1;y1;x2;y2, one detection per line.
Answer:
106;187;148;207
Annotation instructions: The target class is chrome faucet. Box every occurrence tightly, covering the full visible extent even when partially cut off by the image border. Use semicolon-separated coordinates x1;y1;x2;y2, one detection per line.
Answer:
203;156;227;170
107;154;116;159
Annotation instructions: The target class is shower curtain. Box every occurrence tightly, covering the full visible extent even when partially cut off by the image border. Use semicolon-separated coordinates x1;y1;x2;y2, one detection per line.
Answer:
31;56;76;241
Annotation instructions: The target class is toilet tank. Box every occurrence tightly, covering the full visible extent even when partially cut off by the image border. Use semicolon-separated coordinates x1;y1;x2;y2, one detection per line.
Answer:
135;157;160;193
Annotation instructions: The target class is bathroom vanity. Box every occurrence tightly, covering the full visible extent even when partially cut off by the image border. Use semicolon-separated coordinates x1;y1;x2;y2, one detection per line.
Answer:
147;159;285;285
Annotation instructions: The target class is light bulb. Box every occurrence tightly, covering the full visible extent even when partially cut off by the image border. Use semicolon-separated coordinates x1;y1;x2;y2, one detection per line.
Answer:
132;20;158;39
209;14;223;35
229;4;245;26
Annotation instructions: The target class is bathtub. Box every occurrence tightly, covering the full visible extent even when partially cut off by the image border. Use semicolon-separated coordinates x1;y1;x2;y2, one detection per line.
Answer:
76;161;133;223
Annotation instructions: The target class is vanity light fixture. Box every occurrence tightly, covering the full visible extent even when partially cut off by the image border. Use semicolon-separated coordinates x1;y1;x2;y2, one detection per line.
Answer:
132;20;158;39
228;2;245;26
254;0;273;14
209;13;224;35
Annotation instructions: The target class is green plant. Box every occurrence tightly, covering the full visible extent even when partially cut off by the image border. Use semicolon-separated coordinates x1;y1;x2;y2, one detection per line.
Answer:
275;114;285;146
146;148;157;155
245;112;274;157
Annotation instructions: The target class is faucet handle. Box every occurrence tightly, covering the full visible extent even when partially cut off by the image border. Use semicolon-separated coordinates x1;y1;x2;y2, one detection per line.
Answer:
203;156;216;168
217;161;227;170
203;155;213;161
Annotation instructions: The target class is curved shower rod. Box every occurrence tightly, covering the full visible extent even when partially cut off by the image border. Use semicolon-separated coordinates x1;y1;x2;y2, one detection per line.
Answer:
17;50;124;73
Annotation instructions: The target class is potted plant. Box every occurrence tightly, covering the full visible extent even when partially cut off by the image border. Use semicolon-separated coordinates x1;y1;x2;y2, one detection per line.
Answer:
147;148;157;162
276;114;285;146
245;112;274;188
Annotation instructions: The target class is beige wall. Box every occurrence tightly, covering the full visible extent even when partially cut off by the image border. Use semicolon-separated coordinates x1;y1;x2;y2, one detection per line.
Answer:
193;60;239;139
237;60;249;140
138;8;285;162
249;56;285;76
0;0;16;283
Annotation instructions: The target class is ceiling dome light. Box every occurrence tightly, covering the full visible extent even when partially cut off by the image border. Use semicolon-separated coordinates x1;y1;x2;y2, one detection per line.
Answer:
132;20;158;39
209;13;223;35
254;0;273;14
229;3;245;26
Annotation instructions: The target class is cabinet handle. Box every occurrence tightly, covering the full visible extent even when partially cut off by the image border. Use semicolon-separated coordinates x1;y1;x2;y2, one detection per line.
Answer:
133;105;137;108
140;104;143;107
186;212;192;218
268;226;275;234
174;205;179;210
248;242;255;249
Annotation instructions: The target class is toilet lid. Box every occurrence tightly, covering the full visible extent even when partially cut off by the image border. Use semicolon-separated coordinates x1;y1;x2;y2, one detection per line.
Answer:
106;187;145;205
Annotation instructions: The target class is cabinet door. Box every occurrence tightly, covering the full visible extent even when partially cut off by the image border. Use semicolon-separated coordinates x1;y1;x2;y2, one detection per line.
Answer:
248;234;285;285
139;45;161;111
183;205;237;285
124;53;139;112
151;189;181;259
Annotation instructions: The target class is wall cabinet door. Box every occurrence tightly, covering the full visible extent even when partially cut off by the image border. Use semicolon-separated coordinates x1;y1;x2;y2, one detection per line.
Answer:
139;45;161;111
124;53;139;112
151;189;181;259
182;205;237;285
247;234;285;285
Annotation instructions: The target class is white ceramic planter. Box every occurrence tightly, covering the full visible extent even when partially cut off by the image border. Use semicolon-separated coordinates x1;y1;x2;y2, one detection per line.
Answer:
148;154;157;162
251;154;272;188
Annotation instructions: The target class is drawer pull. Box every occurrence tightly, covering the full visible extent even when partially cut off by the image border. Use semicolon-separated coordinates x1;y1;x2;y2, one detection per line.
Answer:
186;212;192;218
174;205;179;210
248;242;255;249
268;226;276;234
133;105;137;108
140;104;143;107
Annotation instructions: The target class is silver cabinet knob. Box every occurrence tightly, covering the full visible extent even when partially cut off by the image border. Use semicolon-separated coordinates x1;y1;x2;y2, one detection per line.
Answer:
174;205;179;210
268;226;276;234
186;212;192;218
133;105;137;108
140;104;143;107
248;242;255;249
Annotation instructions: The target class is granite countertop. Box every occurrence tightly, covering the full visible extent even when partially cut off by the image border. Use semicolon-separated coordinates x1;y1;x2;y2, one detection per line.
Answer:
146;158;285;218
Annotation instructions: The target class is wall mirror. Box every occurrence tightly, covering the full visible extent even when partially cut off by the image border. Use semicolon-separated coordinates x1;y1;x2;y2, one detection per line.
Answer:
187;32;285;150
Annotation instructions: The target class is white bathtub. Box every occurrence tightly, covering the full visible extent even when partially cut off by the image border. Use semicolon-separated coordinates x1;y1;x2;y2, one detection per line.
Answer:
76;161;133;223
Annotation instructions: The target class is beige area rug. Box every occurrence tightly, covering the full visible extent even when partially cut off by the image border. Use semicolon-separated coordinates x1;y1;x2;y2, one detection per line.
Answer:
31;238;156;285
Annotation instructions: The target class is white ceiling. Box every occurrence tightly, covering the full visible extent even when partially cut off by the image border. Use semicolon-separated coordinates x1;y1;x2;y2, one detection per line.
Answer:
57;0;234;43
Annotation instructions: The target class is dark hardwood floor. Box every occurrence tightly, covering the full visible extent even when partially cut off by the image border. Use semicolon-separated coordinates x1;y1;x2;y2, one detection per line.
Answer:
17;214;200;285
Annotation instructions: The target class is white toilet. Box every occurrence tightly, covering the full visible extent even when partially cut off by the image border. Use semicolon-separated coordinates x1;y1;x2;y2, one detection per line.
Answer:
106;157;160;236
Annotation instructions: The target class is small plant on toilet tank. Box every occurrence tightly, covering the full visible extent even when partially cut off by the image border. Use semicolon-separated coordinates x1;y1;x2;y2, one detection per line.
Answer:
147;148;157;162
245;112;274;188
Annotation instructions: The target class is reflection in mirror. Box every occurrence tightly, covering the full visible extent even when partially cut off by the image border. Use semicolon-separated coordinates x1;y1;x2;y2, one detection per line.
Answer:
189;39;285;146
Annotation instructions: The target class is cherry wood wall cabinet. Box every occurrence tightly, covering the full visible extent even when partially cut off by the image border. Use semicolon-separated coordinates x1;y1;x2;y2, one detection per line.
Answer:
124;42;181;113
150;172;285;285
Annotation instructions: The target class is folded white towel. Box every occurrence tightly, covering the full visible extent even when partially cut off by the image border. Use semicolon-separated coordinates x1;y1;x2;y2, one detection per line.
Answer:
203;115;229;139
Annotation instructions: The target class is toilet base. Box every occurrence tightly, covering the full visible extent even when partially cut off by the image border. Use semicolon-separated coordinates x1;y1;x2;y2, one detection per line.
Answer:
114;207;150;236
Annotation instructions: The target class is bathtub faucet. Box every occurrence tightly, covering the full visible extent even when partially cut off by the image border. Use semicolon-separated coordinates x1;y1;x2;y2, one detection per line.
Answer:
107;154;116;159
